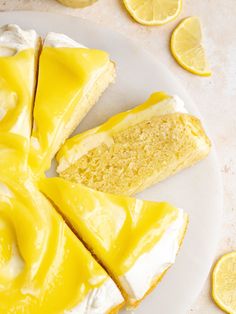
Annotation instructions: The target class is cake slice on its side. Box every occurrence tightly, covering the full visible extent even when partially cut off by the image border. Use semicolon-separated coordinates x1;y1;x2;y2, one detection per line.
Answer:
0;24;41;140
40;177;188;308
57;92;211;196
29;32;115;177
0;178;124;314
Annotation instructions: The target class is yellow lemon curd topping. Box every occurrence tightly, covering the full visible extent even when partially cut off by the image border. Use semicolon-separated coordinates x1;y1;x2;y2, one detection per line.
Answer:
0;49;36;139
0;178;109;314
29;47;111;176
0;133;29;182
40;177;180;276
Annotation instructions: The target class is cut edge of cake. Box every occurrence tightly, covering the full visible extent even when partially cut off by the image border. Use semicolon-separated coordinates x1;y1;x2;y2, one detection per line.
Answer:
56;92;211;196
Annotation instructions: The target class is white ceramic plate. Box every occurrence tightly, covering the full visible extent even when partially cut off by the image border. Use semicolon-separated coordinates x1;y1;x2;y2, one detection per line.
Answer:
0;11;223;314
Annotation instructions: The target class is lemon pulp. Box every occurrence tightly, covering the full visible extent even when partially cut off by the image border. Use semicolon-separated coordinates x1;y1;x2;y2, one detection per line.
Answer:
171;17;211;76
123;0;182;26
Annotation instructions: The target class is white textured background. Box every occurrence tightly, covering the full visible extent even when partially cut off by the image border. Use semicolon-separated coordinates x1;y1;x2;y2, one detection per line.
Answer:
0;1;235;313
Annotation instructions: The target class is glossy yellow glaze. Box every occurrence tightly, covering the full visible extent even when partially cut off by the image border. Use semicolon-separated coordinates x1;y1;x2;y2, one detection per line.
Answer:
0;49;36;138
0;133;29;182
40;177;179;276
0;178;109;314
56;92;177;169
29;47;110;176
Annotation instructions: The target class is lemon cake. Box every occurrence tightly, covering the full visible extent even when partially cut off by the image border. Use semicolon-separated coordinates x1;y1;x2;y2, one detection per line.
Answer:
0;24;40;140
40;177;188;307
0;177;124;314
57;92;211;195
29;32;115;177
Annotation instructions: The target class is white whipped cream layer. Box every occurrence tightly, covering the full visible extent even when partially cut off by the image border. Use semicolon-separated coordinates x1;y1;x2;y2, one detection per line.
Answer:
44;32;86;48
0;24;39;56
172;95;188;113
65;278;123;314
119;209;187;302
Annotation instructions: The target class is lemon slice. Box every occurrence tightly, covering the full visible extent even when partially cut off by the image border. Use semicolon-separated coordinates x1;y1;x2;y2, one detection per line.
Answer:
57;0;97;8
171;17;211;76
212;252;236;314
123;0;182;26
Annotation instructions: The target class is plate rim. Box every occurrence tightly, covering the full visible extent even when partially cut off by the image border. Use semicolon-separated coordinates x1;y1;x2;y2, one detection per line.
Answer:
0;10;224;314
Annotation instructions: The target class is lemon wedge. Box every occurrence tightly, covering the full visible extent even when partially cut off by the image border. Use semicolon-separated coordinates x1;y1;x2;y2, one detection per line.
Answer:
171;17;211;76
212;252;236;314
123;0;182;26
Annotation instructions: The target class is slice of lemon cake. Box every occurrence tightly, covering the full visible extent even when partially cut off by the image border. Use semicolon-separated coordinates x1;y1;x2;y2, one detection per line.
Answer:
0;178;124;314
0;24;40;140
57;92;211;195
29;32;115;177
40;177;188;307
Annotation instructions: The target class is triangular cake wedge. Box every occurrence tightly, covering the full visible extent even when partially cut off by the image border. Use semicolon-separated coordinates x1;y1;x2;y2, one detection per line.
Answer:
40;177;188;307
29;32;115;177
57;92;211;195
0;178;124;314
0;24;40;140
